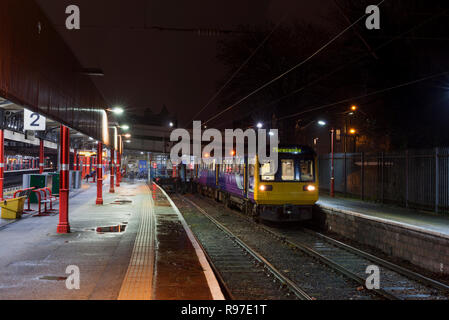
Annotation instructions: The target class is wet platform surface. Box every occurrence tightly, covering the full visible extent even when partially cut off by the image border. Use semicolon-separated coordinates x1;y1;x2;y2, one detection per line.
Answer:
318;195;449;238
0;180;222;300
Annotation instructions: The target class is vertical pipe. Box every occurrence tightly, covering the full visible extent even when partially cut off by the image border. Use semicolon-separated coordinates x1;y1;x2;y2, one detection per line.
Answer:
110;148;115;193
0;129;4;201
435;147;439;213
96;142;103;205
57;125;70;234
73;149;77;171
330;128;335;197
39;139;44;174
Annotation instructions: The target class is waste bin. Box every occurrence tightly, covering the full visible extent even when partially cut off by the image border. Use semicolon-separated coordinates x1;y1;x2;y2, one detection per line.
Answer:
1;197;26;219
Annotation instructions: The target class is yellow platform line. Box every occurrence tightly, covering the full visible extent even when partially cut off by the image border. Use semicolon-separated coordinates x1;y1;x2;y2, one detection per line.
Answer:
118;185;155;300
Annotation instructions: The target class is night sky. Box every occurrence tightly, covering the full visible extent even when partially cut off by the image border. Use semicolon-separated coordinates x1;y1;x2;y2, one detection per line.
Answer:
36;0;332;125
35;1;449;149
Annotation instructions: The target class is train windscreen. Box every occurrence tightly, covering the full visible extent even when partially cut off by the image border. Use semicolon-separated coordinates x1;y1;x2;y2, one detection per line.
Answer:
260;154;315;182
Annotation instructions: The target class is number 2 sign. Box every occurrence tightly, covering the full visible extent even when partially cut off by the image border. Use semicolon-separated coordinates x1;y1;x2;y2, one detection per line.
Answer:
24;109;46;131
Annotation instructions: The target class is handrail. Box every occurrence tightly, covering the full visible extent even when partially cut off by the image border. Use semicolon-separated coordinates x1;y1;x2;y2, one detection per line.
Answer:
13;187;35;213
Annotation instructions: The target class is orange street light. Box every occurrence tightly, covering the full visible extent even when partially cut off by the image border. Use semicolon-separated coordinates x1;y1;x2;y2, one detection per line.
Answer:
351;105;358;111
349;128;357;135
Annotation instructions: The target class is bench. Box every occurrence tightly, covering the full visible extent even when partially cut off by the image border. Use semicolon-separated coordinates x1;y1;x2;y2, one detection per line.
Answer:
32;188;57;216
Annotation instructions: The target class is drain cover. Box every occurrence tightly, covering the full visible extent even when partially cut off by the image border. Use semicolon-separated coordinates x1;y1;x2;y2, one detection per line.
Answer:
40;276;67;281
112;199;133;205
96;224;127;233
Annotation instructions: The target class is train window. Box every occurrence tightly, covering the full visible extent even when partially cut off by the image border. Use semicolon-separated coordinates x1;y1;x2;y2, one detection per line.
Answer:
300;160;314;182
281;159;295;181
260;161;275;181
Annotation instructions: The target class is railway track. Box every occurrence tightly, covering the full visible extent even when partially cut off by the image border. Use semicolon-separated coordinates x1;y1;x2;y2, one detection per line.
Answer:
175;194;311;300
182;193;449;300
174;194;381;300
262;226;449;300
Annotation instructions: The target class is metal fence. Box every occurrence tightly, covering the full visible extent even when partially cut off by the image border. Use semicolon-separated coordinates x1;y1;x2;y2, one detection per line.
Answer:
318;148;449;214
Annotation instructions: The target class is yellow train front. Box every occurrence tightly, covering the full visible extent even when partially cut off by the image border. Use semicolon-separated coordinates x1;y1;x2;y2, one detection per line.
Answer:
196;145;319;222
249;146;319;222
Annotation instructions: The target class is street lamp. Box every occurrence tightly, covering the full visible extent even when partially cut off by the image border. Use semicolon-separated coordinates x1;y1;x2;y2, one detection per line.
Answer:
111;107;124;115
316;120;335;198
169;122;174;127
121;124;130;131
256;122;263;129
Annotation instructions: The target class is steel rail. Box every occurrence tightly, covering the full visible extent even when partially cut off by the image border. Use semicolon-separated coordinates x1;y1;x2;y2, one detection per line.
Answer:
306;229;449;294
182;196;313;301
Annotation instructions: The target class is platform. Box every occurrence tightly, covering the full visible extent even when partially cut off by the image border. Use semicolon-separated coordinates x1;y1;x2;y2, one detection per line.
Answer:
0;180;223;300
316;196;449;275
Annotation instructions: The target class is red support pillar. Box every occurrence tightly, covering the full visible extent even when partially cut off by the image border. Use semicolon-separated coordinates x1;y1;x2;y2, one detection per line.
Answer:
96;143;103;205
116;150;120;187
39;139;44;174
93;156;96;183
0;129;4;201
57;125;70;234
110;148;115;193
81;157;86;179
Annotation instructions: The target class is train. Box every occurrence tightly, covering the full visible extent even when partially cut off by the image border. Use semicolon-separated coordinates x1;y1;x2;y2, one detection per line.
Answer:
194;145;319;222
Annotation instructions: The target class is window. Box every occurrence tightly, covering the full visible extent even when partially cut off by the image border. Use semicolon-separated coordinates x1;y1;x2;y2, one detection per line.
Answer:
300;160;314;182
281;159;295;181
260;161;275;181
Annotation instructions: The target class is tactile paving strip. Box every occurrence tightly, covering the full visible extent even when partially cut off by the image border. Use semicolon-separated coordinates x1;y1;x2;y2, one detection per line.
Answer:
117;186;155;300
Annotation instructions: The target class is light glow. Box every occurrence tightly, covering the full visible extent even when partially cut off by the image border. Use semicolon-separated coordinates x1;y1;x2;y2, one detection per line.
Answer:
306;185;316;192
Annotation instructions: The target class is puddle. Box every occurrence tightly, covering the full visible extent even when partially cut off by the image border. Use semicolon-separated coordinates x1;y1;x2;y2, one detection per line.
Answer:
96;224;127;233
39;276;67;281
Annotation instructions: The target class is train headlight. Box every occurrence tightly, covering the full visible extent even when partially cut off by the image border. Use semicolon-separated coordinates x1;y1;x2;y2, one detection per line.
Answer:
259;185;273;191
304;185;316;192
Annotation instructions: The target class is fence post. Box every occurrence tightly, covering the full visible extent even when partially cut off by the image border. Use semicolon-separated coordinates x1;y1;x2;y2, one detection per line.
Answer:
435;147;439;214
361;152;364;200
381;152;384;204
405;150;409;208
344;152;347;197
